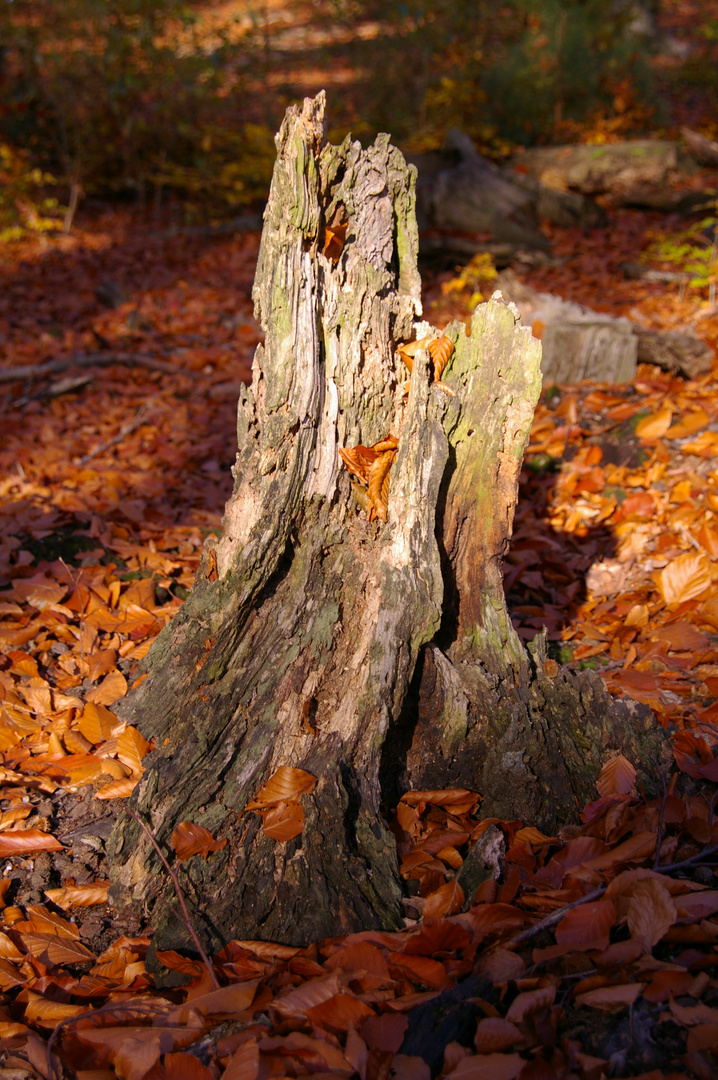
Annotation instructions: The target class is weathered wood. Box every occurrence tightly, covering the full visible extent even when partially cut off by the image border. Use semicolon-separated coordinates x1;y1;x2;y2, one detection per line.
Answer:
495;271;637;384
509;140;689;208
495;270;714;382
683;127;718;169
108;94;669;959
410;129;603;262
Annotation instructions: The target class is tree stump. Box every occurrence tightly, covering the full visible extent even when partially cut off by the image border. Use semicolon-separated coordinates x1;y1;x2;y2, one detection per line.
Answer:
108;93;669;957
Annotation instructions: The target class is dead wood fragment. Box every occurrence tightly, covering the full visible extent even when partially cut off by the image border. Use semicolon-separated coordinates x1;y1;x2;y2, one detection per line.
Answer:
0;351;201;385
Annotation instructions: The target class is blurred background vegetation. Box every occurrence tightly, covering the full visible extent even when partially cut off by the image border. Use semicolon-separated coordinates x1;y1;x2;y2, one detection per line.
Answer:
0;0;715;239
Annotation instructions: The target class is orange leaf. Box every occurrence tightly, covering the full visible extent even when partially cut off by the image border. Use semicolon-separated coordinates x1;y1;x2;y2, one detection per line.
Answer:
0;830;64;857
85;670;128;706
390;953;452;990
44;882;110;909
167;979;260;1021
428;335;454;381
596;753;637;797
401;789;480;809
555;901;616;953
245;766;317;810
658;551;712;605
422;879;464;920
305;992;375;1032
23;932;95;966
162;1053;215;1080
115;725;152;773
86;648;119;683
223;1040;260;1080
171;821;227;861
635;406;672;440
261;801;305;842
94;777;139;799
78;701;118;744
24;992;87;1026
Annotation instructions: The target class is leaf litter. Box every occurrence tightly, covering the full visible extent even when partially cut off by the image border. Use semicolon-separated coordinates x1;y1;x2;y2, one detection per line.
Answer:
3;183;718;1080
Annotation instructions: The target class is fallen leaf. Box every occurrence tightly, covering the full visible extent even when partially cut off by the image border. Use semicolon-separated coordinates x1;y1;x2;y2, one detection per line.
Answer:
171;821;227;861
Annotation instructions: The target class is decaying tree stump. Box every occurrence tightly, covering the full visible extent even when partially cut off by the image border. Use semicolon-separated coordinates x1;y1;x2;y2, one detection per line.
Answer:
109;93;669;956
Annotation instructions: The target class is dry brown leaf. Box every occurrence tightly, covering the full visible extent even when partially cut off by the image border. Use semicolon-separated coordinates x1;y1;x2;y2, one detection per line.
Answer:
626;878;678;953
85;669;128;705
555;900;616;953
658;551;713;605
94;777;139;799
474;1017;524;1053
635;406;672;440
171;820;227;861
574;982;643;1010
0;830;64;857
596;753;637;796
422;879;464;920
245;765;317;810
78;701;118;744
261;800;306;842
445;1052;524;1079
44;882;110;908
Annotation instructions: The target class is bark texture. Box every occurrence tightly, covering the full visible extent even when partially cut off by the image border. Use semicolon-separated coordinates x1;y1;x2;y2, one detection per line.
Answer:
109;93;668;957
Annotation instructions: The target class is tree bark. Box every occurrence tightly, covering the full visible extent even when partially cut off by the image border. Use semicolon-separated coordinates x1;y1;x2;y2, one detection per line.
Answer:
108;93;669;958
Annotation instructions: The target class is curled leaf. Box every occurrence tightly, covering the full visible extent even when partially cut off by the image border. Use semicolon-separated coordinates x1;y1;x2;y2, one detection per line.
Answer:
367;449;396;523
428;335;454;381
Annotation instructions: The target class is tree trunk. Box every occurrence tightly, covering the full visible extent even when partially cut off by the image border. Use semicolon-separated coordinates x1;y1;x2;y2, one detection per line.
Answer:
108;93;669;958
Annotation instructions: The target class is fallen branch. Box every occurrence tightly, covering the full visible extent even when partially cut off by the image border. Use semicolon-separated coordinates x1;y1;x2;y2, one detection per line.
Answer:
75;400;155;466
0;350;201;384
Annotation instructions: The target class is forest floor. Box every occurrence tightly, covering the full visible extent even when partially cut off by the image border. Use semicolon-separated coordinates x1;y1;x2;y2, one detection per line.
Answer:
3;2;718;1078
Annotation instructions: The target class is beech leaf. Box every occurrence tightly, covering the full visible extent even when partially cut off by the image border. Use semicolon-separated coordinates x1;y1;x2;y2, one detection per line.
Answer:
596;753;637;796
171;821;227;861
245;765;317;810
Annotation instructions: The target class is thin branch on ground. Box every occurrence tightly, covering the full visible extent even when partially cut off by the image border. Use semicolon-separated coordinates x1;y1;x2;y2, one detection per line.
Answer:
76;400;155;466
124;809;220;990
46;998;177;1080
0;351;201;384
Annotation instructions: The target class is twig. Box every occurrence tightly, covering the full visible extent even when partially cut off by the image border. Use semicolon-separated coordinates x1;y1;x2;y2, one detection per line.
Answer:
655;841;718;874
0;351;201;384
46;998;176;1080
75;401;154;466
653;765;671;870
124;809;220;990
507;885;607;947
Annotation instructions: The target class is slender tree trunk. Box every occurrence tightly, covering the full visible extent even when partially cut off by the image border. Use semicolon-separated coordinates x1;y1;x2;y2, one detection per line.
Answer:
109;93;668;958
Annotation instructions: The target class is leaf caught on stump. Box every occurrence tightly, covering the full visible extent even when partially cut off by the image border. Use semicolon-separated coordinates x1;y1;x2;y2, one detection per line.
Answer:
171;821;227;861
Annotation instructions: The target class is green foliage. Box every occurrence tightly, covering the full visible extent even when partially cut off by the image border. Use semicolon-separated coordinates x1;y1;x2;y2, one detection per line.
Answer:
646;204;718;301
439;252;498;310
0;141;65;242
0;0;270;214
344;0;659;150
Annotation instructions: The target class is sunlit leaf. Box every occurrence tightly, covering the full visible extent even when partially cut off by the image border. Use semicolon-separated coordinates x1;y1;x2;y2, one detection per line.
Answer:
171;821;227;861
0;830;64;857
261;800;305;841
44;882;110;908
245;765;317;810
657;551;712;605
